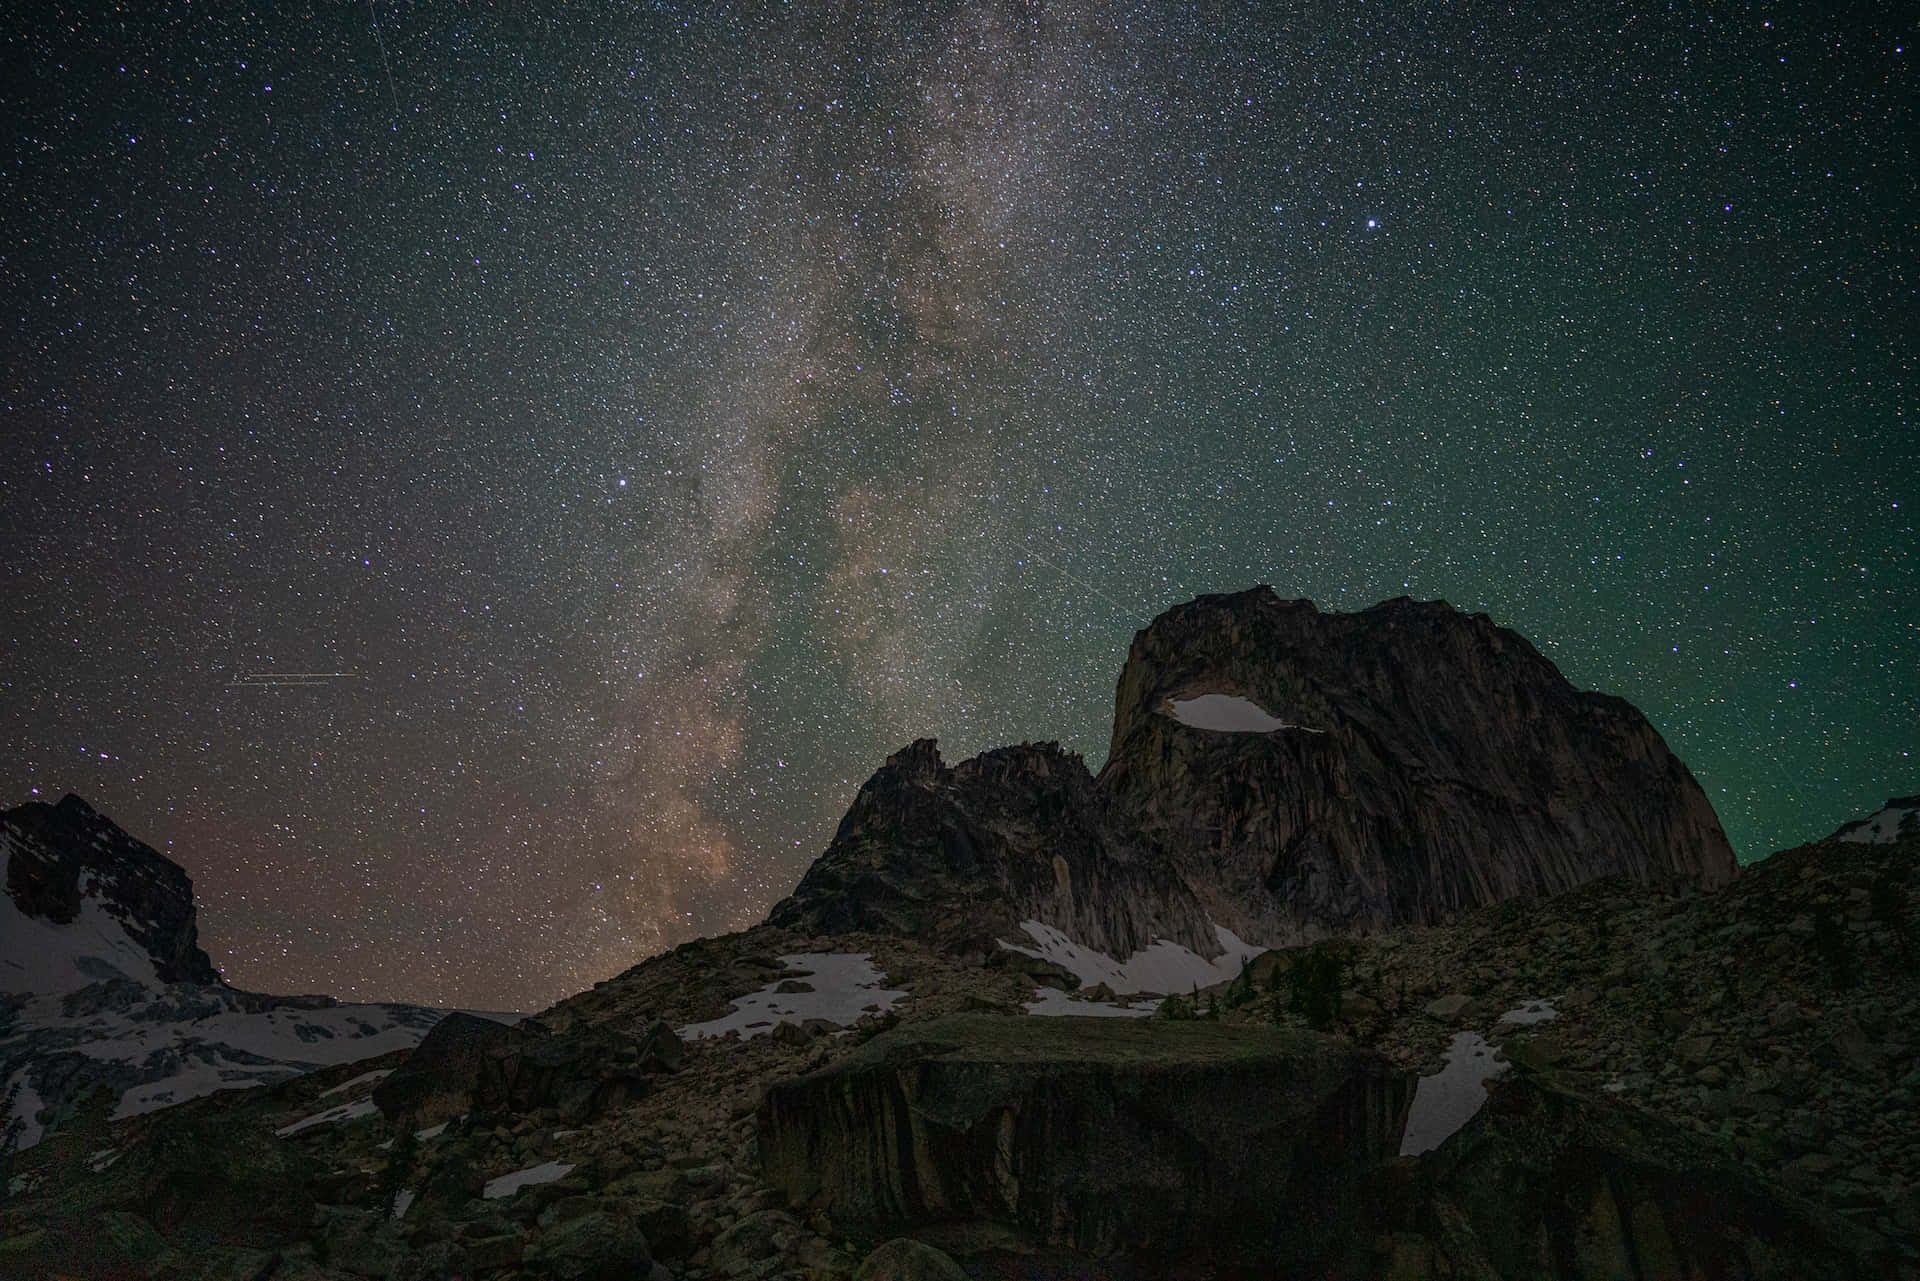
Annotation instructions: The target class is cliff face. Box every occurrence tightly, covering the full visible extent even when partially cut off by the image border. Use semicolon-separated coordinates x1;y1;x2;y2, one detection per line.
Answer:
765;739;1219;963
773;590;1735;961
1098;590;1738;943
758;1015;1413;1275
3;793;220;987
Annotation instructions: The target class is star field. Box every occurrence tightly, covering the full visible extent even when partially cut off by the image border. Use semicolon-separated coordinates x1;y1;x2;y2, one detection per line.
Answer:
2;3;1911;1011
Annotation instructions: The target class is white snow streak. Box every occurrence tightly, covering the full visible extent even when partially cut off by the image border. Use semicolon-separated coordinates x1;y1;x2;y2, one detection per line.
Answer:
1398;999;1559;1156
275;1097;378;1137
5;1073;44;1150
1498;998;1559;1026
483;1161;574;1199
999;921;1265;996
677;953;905;1041
1166;694;1323;734
1023;987;1157;1018
320;1067;394;1098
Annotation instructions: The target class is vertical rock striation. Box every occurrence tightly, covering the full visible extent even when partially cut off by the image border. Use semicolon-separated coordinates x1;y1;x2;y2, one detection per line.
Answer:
1098;590;1737;943
766;740;1219;963
769;590;1736;961
757;1015;1413;1275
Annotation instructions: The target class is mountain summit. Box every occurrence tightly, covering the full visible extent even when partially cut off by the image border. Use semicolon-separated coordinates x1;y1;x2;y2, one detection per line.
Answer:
1101;590;1737;937
774;590;1736;961
2;793;220;992
2;795;493;1149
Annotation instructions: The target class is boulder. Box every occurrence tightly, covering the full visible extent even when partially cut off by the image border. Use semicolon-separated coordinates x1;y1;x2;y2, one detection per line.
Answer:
758;1014;1412;1274
133;1109;317;1236
373;1016;680;1127
855;1237;970;1281
1423;994;1477;1023
525;1211;650;1281
373;1013;519;1127
1393;1068;1897;1278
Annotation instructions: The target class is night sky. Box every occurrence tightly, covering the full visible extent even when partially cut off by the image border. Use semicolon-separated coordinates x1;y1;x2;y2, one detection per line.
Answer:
2;3;1911;1012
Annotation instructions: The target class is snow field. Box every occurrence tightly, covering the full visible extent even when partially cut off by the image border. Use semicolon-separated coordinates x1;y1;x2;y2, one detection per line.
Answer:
1397;999;1561;1156
1166;694;1325;734
1000;920;1266;996
677;953;906;1041
1839;801;1920;844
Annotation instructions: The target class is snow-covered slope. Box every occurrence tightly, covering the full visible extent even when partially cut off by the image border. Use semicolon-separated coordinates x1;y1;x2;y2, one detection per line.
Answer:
677;953;906;1040
0;867;165;995
1833;796;1920;845
2;794;507;1149
997;920;1266;995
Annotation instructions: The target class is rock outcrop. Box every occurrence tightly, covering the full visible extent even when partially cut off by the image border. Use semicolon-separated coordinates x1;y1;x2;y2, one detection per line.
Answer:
1393;1067;1894;1278
3;793;219;987
1100;590;1738;942
774;590;1736;962
766;740;1220;964
758;1014;1412;1275
374;1012;685;1128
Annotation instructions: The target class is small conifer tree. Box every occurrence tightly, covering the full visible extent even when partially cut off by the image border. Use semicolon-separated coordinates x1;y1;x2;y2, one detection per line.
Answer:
1287;946;1344;1031
1226;958;1255;1009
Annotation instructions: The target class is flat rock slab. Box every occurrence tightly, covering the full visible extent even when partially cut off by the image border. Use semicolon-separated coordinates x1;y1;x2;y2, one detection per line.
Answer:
758;1015;1412;1276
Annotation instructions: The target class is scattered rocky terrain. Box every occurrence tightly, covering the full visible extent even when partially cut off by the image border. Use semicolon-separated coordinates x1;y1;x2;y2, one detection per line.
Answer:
0;592;1907;1279
4;814;1914;1279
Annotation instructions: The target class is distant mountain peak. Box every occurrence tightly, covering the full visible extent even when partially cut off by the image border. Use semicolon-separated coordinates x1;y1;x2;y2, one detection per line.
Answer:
1830;795;1920;845
2;795;489;1150
3;792;220;991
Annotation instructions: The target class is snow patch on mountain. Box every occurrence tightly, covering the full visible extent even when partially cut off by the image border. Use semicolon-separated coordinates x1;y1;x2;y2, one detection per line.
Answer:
999;921;1265;996
1023;987;1157;1017
0;868;164;995
1;988;498;1146
1836;798;1920;845
4;1072;46;1149
677;953;906;1040
1167;693;1322;734
1398;999;1560;1156
484;1161;574;1199
275;1096;379;1137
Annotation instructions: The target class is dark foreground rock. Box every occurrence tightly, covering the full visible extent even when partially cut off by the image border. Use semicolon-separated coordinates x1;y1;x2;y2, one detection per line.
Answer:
758;1014;1413;1276
1386;1067;1897;1279
374;1012;684;1127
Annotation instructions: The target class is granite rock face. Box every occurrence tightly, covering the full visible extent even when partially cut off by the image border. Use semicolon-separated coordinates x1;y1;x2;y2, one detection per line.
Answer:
3;793;219;986
767;740;1220;964
1395;1067;1894;1279
1100;590;1739;942
757;1014;1413;1275
774;590;1735;961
